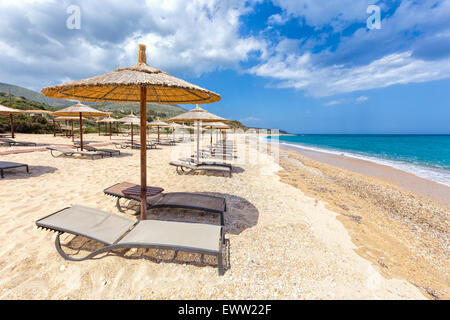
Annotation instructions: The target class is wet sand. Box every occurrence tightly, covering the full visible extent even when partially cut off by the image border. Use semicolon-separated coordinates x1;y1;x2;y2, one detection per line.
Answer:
275;144;449;299
280;144;450;210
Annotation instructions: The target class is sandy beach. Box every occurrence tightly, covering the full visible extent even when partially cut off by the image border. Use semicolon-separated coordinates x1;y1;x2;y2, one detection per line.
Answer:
0;133;447;299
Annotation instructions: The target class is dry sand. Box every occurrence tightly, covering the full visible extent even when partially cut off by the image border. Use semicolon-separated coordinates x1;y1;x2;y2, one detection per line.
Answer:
0;133;433;299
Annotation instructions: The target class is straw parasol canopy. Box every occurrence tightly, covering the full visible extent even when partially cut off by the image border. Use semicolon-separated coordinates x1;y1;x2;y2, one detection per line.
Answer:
53;116;88;140
203;122;230;129
54;116;88;121
0;104;23;115
120;112;142;144
148;118;169;141
51;101;107;117
23;110;53;115
203;122;231;144
41;44;220;220
97;117;119;139
168;104;227;123
50;102;107;150
0;104;25;138
41;61;220;105
97;117;119;123
168;104;228;163
148;118;169;127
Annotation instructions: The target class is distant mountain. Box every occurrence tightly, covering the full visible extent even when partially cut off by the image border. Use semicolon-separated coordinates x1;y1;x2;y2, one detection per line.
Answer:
0;83;72;108
0;82;187;120
0;92;57;111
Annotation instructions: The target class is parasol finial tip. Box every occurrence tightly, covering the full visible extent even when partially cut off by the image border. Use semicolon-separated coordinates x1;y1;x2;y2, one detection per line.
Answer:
138;44;147;64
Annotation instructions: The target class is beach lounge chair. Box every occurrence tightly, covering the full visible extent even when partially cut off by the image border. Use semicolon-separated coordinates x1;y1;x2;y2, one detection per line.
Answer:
83;145;121;157
170;160;232;177
36;205;225;275
0;138;37;147
181;157;232;170
113;141;157;150
196;151;236;160
104;182;226;225
47;147;104;160
0;161;29;178
156;139;176;146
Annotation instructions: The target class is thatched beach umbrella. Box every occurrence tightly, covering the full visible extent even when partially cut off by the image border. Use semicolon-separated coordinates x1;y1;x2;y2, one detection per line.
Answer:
42;44;220;219
54;116;87;141
97;117;119;139
169;104;227;163
0;104;25;139
148;118;169;142
204;122;230;144
120;112;141;145
50;102;107;150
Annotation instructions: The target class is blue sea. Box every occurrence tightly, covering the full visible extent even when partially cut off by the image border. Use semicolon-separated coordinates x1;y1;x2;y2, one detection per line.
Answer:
266;135;450;186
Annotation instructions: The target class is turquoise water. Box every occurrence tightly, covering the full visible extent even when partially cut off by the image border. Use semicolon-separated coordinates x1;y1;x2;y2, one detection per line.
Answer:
267;135;450;186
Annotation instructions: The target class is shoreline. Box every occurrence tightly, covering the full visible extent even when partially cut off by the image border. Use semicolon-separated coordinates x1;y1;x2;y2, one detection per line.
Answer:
278;143;450;210
272;142;449;299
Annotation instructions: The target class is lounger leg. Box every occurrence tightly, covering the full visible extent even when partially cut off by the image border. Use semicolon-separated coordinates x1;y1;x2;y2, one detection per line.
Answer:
1;169;3;179
50;150;59;158
26;165;29;174
54;232;116;262
217;227;225;275
218;253;224;276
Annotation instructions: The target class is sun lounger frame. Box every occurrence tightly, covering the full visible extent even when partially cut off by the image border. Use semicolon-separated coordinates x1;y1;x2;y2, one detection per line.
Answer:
0;138;37;147
104;182;226;225
47;147;104;160
82;145;121;157
113;141;157;150
36;206;225;275
170;161;232;177
0;161;29;178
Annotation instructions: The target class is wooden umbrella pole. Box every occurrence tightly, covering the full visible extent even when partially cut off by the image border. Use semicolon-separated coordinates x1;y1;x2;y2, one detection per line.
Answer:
98;123;101;136
109;122;112;139
140;86;147;220
131;123;134;145
9;113;14;139
71;120;74;142
79;112;84;151
196;120;200;164
52;119;56;137
157;126;160;142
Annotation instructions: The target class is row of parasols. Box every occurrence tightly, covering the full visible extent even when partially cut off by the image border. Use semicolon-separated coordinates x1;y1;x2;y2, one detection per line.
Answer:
2;44;227;220
1;101;230;147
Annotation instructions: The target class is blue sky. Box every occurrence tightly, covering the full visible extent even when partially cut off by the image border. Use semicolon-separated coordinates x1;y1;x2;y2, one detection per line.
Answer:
0;0;449;133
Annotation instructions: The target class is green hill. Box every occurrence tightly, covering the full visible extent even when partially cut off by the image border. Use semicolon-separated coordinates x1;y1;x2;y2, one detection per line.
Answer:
0;83;72;108
0;82;188;120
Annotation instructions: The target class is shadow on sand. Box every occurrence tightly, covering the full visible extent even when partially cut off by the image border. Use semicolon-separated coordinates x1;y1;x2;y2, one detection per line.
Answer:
0;165;58;180
58;193;258;275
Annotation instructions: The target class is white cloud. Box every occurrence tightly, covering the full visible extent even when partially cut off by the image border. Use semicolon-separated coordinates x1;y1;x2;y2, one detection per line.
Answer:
268;13;289;25
251;51;450;97
250;0;450;97
240;116;261;123
355;96;369;103
272;0;375;31
324;96;369;107
324;99;345;107
0;0;267;89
